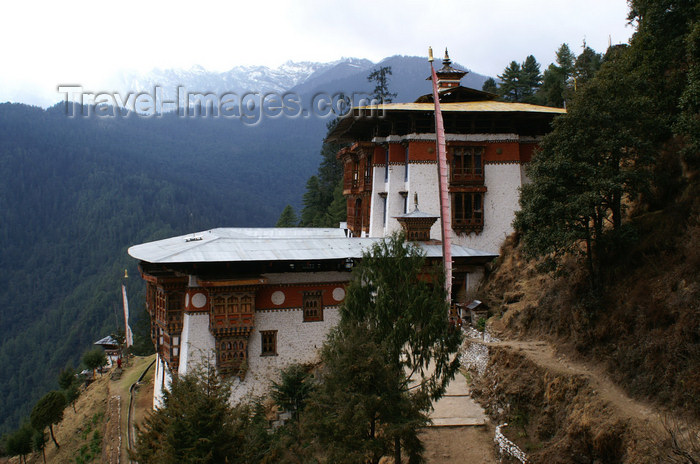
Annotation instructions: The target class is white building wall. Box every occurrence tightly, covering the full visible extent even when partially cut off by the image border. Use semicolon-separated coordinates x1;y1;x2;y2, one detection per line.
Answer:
178;312;216;376
385;163;407;236
369;164;386;237
451;163;522;254
228;307;341;403
370;162;442;240
372;159;523;254
153;354;172;409
405;162;442;240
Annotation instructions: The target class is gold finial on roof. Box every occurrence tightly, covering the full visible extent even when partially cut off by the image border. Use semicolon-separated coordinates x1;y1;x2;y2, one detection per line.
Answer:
124;269;128;279
428;46;434;62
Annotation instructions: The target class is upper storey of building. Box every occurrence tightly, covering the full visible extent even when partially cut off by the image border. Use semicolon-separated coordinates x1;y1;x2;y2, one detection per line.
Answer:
327;50;565;144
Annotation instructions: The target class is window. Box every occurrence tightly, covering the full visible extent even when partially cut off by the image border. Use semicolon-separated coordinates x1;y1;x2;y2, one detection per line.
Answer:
404;145;409;181
384;148;389;182
364;154;373;186
261;330;277;356
303;291;323;322
383;196;387;226
451;146;484;183
450;145;486;233
156;290;166;323
380;193;388;227
452;191;484;232
211;294;235;314
352;160;359;188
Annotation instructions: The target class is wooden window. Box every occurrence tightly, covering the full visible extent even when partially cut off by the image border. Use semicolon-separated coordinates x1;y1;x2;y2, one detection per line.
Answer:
452;191;484;232
404;145;409;181
261;330;277;356
384;148;389;182
240;294;252;313
364;154;373;186
352;160;359;188
450;146;484;183
211;294;227;314
303;291;323;322
382;195;387;227
156;290;166;323
211;294;246;315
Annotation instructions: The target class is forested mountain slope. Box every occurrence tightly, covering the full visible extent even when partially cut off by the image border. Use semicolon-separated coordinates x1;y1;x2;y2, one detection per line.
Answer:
0;102;326;434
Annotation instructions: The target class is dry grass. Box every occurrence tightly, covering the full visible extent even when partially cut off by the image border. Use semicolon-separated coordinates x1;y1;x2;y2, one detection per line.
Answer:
481;195;700;419
3;356;156;464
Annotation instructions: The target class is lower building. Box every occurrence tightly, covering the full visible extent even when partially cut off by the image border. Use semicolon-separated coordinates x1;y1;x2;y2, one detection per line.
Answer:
128;227;496;407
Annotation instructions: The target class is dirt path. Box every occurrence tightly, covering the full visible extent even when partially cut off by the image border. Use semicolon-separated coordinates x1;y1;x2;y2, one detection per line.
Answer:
469;337;664;432
421;425;497;464
103;395;122;464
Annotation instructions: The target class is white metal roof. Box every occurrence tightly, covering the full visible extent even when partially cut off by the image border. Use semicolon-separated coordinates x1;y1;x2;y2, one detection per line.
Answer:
128;228;497;264
95;335;119;346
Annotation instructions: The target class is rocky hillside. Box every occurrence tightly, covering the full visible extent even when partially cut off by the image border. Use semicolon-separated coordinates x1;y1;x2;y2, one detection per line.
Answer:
461;186;700;462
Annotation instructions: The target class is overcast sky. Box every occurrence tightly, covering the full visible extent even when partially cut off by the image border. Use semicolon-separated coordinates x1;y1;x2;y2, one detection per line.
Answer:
1;0;635;105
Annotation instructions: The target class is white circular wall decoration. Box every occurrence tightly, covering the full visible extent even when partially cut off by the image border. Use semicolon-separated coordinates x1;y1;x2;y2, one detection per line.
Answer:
191;292;207;309
332;287;345;302
271;291;285;305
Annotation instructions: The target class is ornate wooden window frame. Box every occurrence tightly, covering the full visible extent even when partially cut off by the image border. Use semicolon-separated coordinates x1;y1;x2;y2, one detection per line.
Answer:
302;291;324;322
261;330;277;356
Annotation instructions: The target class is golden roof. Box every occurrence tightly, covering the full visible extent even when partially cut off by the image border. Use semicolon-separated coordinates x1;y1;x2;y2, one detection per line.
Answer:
356;101;566;114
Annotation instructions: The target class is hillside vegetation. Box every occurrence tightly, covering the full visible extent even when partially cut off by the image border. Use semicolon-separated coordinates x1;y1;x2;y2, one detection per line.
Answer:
470;1;699;461
0;102;326;435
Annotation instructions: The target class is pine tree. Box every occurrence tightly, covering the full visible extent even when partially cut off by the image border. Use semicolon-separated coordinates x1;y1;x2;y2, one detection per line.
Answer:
573;43;603;88
298;119;347;228
538;44;575;107
30;391;65;449
300;176;323;226
520;55;543;101
305;234;462;463
367;66;398;103
5;422;33;463
276;205;298;227
132;361;236;463
514;5;699;289
482;77;499;94
82;348;107;378
270;364;312;421
498;61;523;101
57;367;75;390
32;429;47;464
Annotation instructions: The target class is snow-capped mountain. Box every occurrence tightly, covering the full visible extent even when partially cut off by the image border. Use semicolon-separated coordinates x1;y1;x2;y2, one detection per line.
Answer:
110;58;375;97
2;56;490;109
103;56;489;113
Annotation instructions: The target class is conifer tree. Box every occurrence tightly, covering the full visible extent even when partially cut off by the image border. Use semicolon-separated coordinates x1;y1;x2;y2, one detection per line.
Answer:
573;43;603;88
132;360;273;464
498;61;523;101
276;205;298;227
538;44;575;107
82;348;107;378
298;119;347;228
32;429;47;464
5;422;33;463
367;66;398;103
516;0;698;290
30;391;65;449
305;233;462;463
57;367;75;390
482;77;499;94
520;55;543;101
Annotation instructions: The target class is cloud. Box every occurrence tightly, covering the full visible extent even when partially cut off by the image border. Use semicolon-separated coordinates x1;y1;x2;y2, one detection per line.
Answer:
0;0;634;105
